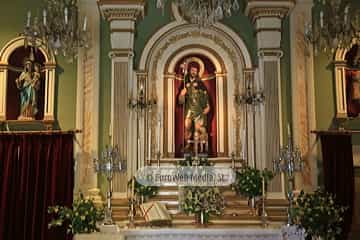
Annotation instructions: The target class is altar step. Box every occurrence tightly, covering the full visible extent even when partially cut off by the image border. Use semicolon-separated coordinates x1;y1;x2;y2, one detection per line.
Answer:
111;187;288;228
149;157;244;166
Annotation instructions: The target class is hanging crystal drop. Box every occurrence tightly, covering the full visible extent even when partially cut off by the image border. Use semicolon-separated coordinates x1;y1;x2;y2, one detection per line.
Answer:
232;0;240;11
215;4;223;20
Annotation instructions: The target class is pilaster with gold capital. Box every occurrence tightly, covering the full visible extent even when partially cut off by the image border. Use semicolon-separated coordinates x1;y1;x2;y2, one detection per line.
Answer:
246;0;294;199
98;0;144;196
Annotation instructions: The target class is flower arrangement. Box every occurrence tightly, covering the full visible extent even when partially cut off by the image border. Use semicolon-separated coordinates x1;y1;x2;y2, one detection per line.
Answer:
292;189;348;240
48;193;104;234
231;167;274;198
178;154;213;167
128;176;158;200
181;186;225;224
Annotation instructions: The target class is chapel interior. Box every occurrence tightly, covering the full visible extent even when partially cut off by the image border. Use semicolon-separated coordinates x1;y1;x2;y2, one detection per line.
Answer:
0;0;359;240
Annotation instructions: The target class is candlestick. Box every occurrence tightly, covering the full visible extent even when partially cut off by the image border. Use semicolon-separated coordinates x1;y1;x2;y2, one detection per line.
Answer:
131;176;135;199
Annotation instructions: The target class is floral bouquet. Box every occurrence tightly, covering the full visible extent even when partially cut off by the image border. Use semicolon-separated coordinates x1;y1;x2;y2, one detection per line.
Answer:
48;193;104;234
128;176;158;200
180;186;225;224
231;167;273;198
292;189;348;240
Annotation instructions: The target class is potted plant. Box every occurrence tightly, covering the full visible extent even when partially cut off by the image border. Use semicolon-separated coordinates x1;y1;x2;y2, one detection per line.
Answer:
292;189;347;240
231;167;273;208
180;186;225;225
48;193;104;235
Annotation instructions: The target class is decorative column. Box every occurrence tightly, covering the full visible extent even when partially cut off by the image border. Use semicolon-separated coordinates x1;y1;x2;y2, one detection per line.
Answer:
289;0;317;191
245;0;295;198
99;1;144;194
74;0;102;202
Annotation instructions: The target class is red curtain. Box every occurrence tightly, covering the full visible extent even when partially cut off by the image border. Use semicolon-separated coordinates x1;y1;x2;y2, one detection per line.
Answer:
0;133;74;240
320;133;354;240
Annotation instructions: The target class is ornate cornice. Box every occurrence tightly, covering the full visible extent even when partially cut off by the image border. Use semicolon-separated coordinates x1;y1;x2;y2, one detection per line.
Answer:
245;0;295;23
108;48;134;58
100;7;144;21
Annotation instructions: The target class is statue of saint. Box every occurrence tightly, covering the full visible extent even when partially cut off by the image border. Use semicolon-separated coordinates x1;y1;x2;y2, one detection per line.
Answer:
15;58;41;120
178;63;210;152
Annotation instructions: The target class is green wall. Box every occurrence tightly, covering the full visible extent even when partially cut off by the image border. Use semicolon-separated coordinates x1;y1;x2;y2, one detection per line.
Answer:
98;19;112;196
0;0;77;130
133;1;258;68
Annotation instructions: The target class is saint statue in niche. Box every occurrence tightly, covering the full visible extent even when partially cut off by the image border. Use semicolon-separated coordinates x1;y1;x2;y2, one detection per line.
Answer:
178;61;210;153
15;50;41;120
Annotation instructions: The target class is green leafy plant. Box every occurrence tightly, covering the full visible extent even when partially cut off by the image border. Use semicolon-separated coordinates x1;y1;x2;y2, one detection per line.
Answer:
292;189;348;240
181;186;225;223
128;176;158;199
48;193;104;234
231;167;274;198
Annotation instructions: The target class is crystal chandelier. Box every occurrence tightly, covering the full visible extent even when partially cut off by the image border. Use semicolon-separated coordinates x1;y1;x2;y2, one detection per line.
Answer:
305;0;360;55
156;0;240;26
23;0;88;59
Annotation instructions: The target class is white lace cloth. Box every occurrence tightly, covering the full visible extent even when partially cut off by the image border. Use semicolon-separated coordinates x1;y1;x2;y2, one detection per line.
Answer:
75;228;286;240
280;225;306;240
123;228;282;240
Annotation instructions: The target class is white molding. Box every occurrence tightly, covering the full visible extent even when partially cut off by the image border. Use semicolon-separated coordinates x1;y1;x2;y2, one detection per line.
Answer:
139;23;253;70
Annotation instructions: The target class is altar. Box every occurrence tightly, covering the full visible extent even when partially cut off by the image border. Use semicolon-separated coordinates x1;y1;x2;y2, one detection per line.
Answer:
74;228;284;240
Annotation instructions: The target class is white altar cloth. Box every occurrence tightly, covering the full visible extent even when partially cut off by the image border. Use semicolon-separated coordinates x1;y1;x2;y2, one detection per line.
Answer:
74;228;283;240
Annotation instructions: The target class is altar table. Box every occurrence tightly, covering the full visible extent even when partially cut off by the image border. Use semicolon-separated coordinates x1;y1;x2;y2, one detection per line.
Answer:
74;228;284;240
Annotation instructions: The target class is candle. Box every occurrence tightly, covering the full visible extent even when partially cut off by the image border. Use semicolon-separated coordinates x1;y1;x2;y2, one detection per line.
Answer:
148;127;151;161
64;7;68;25
131;177;135;199
43;9;47;26
157;115;161;153
27;11;31;27
262;176;265;197
241;129;246;159
320;11;324;28
287;123;291;138
344;5;349;23
109;122;112;140
83;16;87;31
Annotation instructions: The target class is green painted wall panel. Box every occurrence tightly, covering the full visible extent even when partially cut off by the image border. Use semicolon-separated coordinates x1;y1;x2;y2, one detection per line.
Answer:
98;19;112;196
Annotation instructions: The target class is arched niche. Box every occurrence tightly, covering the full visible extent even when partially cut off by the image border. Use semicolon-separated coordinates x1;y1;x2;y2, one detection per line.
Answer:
334;44;360;118
0;36;56;127
137;22;256;164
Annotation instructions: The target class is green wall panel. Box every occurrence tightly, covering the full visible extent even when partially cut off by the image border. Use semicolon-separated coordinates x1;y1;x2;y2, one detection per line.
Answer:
98;19;112;196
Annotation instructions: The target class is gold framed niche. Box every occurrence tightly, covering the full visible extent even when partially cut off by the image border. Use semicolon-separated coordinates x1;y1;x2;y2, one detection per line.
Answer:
162;45;228;158
0;36;56;129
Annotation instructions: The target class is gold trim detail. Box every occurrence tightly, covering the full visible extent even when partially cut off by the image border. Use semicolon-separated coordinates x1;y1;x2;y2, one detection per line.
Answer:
101;8;144;21
111;28;135;33
97;0;145;5
247;7;291;23
109;49;134;58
